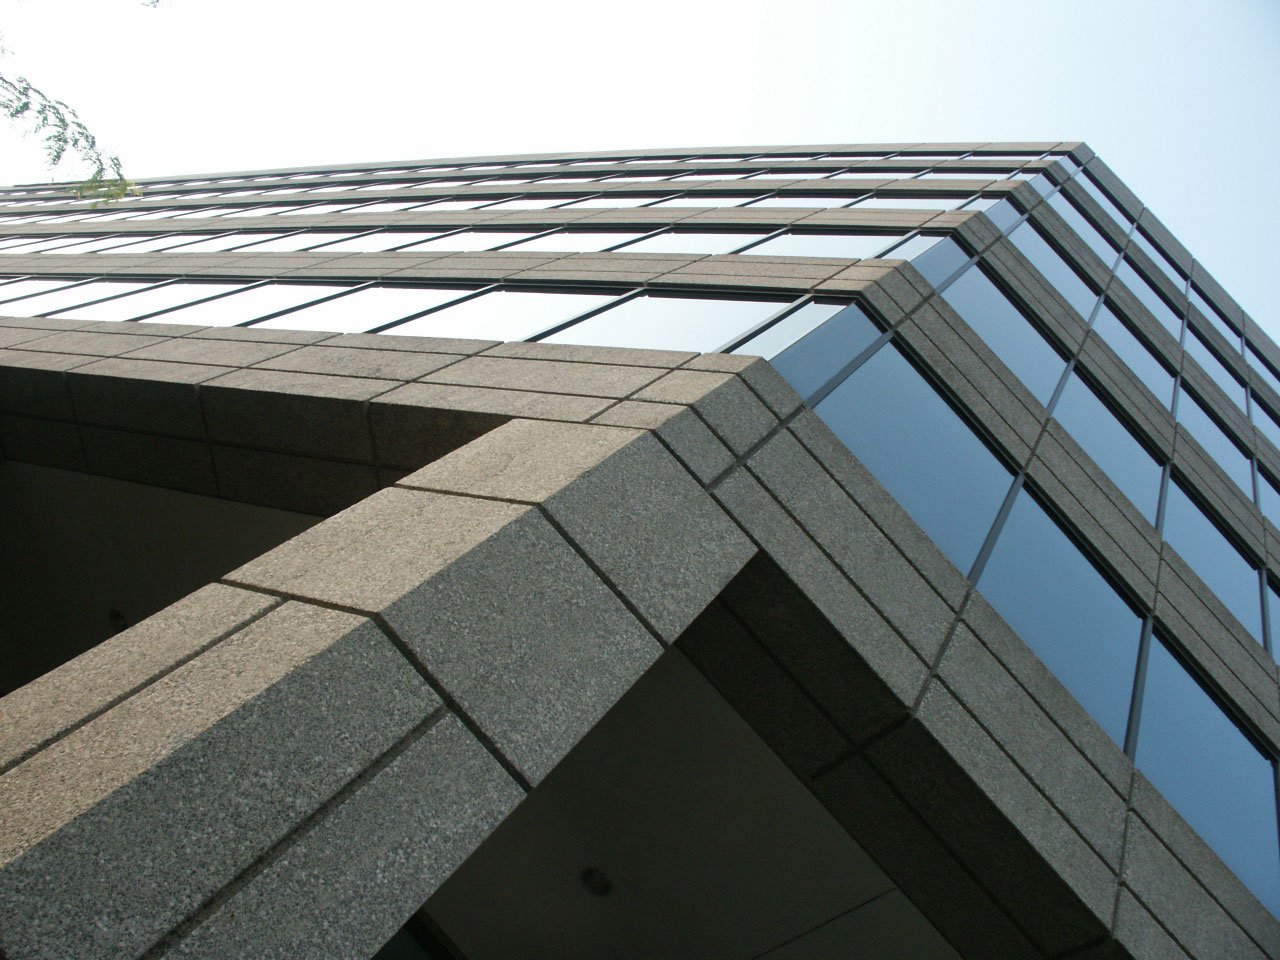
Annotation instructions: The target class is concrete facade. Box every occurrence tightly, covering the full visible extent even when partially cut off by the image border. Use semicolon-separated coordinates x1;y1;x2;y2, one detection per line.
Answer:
0;143;1276;959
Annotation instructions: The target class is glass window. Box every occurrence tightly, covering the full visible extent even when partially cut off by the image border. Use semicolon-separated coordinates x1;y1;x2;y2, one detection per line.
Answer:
1090;300;1176;408
0;278;85;303
388;289;618;341
982;199;1021;233
0;280;156;315
500;231;649;253
673;172;750;181
613;232;769;255
739;232;900;259
1045;190;1119;269
0;235;96;253
1007;221;1100;320
978;489;1143;744
746;195;857;208
1162;479;1263;641
1176;388;1254;496
167;232;286;252
305;231;446;252
557;195;673;208
1255;401;1280;452
815;340;1013;571
274;202;371;217
54;282;244;322
915;171;999;180
939;265;1066;403
0;235;55;250
411;198;495;211
1076;173;1133;230
1190;286;1242;349
1249;344;1280;397
733;300;851;360
1053;373;1163;522
1258;471;1280;531
83;234;208;254
648;195;759;208
253;285;473;333
852;196;970;211
396;231;540;252
1185;327;1248;412
770;302;882;398
33;235;144;254
478;196;576;211
910;236;969;286
148;283;351;327
1115;258;1183;340
234;232;359;252
1135;637;1280;914
344;201;424;214
1130;229;1186;291
744;171;832;180
543;293;786;353
883;234;944;260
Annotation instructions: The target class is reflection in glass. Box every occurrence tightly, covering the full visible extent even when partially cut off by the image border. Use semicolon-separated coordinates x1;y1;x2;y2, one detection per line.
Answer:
741;232;899;259
1007;221;1099;320
1053;374;1162;522
254;286;473;333
398;231;539;252
771;302;882;399
0;280;155;315
815;341;1013;571
1162;480;1263;642
1136;637;1280;914
500;232;648;253
1090;301;1176;408
55;282;244;322
940;266;1066;403
615;232;768;255
1115;258;1182;340
1175;389;1253;496
979;489;1142;743
149;283;351;327
390;289;616;341
545;294;785;353
1184;327;1248;412
734;300;849;361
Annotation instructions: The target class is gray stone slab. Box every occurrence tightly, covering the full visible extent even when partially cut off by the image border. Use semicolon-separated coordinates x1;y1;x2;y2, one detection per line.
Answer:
81;426;218;495
68;357;228;438
589;400;735;484
166;715;523;960
0;414;85;471
1122;816;1268;960
182;325;335;345
747;430;956;662
938;626;1127;868
542;432;755;641
13;329;171;357
1111;889;1193;960
0;583;280;772
201;367;389;461
711;468;929;721
229;487;530;613
868;682;1117;956
399;418;640;503
0;350;87;418
253;343;461;381
0;602;437;960
423;355;666;398
121;336;299;367
211;445;380;516
482;339;694;368
636;369;777;455
372;381;611;427
387;508;661;783
325;331;498;355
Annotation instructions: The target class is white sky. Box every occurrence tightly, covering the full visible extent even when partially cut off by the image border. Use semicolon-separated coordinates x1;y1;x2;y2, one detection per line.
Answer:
2;0;1277;335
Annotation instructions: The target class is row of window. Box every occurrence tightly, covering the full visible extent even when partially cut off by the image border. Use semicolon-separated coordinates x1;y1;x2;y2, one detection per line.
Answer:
0;188;1001;226
769;302;1280;917
0;273;848;355
0;226;948;260
0;149;1063;200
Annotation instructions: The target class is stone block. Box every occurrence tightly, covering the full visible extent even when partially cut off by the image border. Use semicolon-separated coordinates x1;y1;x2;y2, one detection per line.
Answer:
122;336;298;367
254;343;461;381
13;330;170;357
165;715;523;960
327;332;497;355
0;583;279;772
385;509;661;784
482;339;694;368
68;357;227;438
636;369;777;455
0;414;85;471
228;487;530;613
201;367;388;461
0;603;437;960
0;349;91;418
746;430;956;662
423;355;666;398
211;445;379;515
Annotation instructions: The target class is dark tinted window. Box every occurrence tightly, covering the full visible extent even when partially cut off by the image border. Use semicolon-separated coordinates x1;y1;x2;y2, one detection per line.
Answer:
1176;389;1254;496
1130;229;1186;291
816;341;1013;571
1136;637;1280;914
1045;190;1119;266
1185;326;1248;412
771;302;882;399
1190;285;1242;350
1090;301;1176;408
1076;172;1133;229
940;265;1066;403
1053;374;1162;522
978;489;1142;744
1007;221;1100;319
911;236;969;286
734;300;848;360
1162;480;1263;642
1115;258;1183;340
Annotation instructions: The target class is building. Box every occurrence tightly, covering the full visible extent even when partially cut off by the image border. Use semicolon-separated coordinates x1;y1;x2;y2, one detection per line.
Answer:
0;142;1276;959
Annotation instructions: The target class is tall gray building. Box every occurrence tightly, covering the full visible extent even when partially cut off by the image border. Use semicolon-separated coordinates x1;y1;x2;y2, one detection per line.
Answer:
0;142;1276;960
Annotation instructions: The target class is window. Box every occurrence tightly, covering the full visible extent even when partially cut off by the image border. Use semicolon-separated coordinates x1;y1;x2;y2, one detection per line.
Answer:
396;231;539;252
1184;326;1248;412
733;300;852;361
1090;300;1176;408
389;289;617;341
543;293;787;353
939;265;1067;403
254;285;474;333
746;195;856;209
1115;258;1182;340
852;196;971;211
1007;221;1100;320
1175;388;1253;496
1135;637;1280;914
54;282;244;322
613;232;770;255
145;283;351;327
815;340;1013;571
978;489;1143;744
739;232;901;259
770;302;882;398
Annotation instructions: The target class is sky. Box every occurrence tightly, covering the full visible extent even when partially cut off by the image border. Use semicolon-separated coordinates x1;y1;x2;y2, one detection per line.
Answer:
1;0;1277;334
